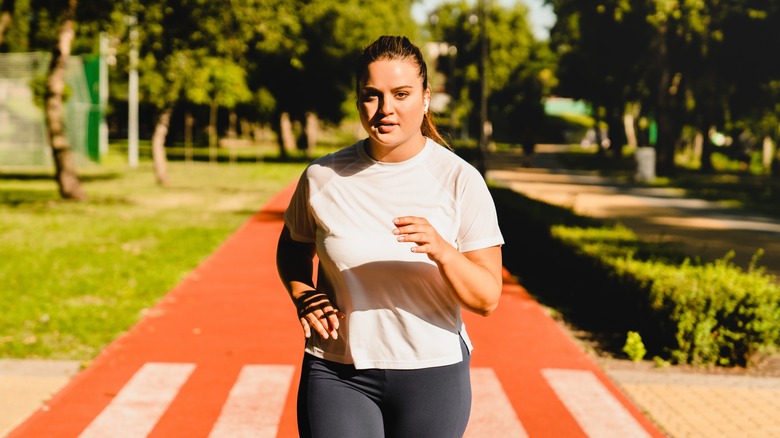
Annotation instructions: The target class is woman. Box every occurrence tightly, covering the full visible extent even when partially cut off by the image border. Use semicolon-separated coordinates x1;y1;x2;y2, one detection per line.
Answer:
276;35;504;438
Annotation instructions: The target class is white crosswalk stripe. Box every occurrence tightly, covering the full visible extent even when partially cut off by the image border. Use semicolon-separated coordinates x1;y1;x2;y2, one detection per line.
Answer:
74;363;651;437
78;362;195;438
543;368;651;438
209;364;295;438
466;367;529;437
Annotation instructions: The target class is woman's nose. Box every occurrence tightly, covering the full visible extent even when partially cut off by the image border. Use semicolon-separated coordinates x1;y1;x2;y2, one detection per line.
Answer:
379;95;393;115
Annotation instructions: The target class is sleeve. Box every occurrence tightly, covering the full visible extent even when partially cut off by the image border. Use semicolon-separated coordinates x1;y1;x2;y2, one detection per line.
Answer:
456;166;505;253
283;167;317;243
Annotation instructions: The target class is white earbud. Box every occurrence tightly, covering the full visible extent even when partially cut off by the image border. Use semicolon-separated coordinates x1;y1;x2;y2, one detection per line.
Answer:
424;99;429;113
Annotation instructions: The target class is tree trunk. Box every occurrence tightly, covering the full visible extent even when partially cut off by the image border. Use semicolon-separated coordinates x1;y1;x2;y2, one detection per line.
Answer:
0;0;15;48
593;110;605;159
606;108;627;159
209;99;218;164
45;3;86;201
151;106;172;186
654;23;679;177
771;135;780;178
228;111;238;139
692;131;703;165
279;112;296;158
303;112;319;159
0;11;12;49
184;110;194;162
699;126;715;173
762;136;774;176
624;102;640;148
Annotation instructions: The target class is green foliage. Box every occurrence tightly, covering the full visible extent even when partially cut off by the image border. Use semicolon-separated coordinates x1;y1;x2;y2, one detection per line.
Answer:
187;57;251;108
428;1;550;138
643;253;780;366
1;0;32;51
623;331;647;362
653;356;671;368
552;225;780;367
28;74;72;108
492;184;780;368
254;87;277;122
548;0;780;174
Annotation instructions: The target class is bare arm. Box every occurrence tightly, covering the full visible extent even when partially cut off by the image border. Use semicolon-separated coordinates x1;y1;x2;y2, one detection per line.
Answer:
393;217;503;316
276;225;342;339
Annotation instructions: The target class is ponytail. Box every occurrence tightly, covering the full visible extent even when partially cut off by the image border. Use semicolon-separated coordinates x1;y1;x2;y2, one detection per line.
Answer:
422;112;450;150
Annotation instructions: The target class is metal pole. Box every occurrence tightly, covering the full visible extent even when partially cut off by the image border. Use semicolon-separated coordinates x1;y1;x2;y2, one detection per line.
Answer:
128;15;139;168
478;0;489;176
99;33;109;160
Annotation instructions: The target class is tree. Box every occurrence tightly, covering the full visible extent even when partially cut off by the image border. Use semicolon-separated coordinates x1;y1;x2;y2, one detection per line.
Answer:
187;57;251;161
0;0;15;49
18;0;117;199
38;0;85;200
429;1;543;144
717;2;780;175
247;0;418;158
123;0;262;179
548;1;654;160
141;50;194;184
548;0;780;176
0;0;32;52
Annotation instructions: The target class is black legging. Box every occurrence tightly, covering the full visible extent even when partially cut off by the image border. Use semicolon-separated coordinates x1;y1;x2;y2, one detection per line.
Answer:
297;340;472;438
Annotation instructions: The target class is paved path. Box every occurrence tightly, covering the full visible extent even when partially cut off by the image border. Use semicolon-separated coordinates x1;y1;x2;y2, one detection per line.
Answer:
7;182;663;438
487;145;780;279
486;145;780;438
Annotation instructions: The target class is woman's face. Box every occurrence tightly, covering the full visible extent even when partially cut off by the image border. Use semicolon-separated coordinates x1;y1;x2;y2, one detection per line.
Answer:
358;59;430;155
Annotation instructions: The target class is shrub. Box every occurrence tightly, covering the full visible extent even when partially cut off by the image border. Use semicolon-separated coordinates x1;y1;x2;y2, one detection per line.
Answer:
643;253;780;366
623;331;647;362
492;186;780;367
552;225;780;367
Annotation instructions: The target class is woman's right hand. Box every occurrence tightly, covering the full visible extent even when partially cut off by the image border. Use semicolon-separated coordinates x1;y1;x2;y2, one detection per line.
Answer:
294;290;344;340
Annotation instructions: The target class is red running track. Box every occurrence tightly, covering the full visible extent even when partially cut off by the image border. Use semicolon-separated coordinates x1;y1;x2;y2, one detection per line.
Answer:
9;183;664;438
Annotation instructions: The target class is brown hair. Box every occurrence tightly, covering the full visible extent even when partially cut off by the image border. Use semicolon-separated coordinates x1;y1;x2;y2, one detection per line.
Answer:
355;36;450;149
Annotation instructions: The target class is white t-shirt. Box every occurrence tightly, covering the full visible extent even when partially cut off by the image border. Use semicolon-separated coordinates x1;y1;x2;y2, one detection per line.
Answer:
284;138;504;369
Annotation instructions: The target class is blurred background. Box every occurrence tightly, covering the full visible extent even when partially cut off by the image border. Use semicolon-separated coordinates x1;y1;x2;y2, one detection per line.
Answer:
2;0;779;185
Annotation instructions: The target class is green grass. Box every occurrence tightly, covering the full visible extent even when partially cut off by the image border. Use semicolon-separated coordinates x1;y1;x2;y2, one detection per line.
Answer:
0;149;308;360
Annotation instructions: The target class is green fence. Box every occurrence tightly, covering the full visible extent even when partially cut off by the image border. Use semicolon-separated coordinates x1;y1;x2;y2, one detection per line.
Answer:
0;52;100;167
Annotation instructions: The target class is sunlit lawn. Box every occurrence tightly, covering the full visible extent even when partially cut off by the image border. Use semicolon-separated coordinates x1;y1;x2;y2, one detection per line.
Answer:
0;150;307;360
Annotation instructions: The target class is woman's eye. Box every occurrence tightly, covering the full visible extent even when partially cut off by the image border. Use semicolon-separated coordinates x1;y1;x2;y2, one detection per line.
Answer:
395;92;409;99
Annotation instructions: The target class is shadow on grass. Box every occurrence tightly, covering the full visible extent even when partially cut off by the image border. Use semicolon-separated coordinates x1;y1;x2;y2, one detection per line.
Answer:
0;189;61;207
164;153;314;164
0;171;122;182
0;189;133;208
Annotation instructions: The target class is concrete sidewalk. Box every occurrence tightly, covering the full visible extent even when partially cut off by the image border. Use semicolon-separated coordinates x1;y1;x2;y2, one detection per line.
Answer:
486;145;780;438
0;359;81;437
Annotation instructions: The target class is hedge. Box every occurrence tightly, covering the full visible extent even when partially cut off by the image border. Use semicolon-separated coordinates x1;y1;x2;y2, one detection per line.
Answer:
554;226;780;366
491;186;780;367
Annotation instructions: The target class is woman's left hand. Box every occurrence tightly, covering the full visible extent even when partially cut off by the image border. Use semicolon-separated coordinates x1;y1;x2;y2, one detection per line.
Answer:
393;215;503;316
392;216;456;264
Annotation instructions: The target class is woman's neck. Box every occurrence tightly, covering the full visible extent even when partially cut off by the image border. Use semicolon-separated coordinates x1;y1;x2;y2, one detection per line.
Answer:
365;135;426;163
